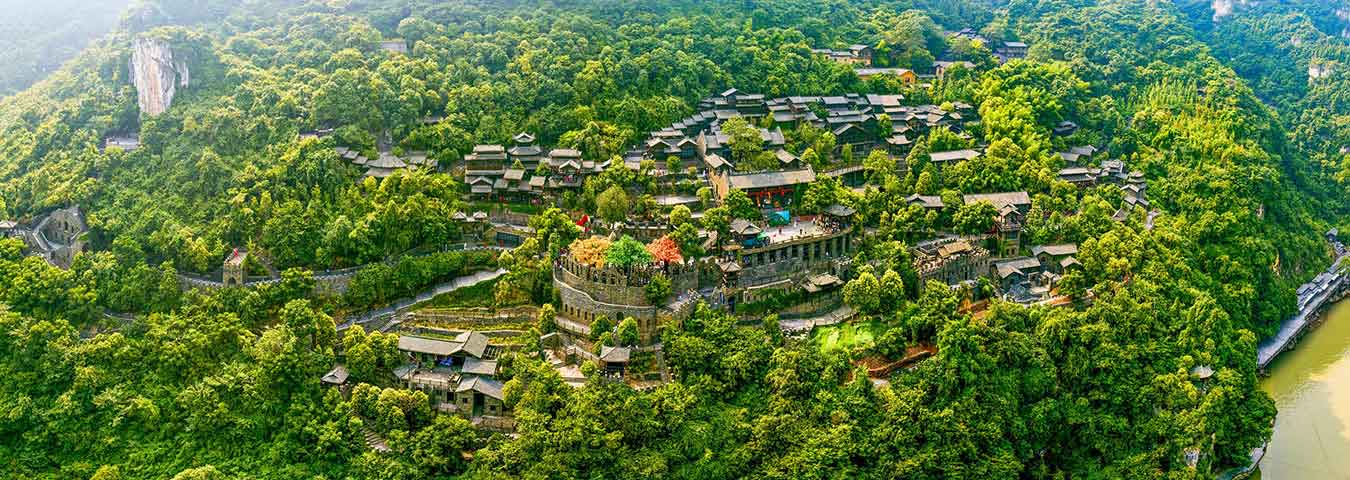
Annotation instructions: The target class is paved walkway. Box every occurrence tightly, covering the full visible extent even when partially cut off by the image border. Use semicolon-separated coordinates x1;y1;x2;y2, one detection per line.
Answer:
777;306;856;332
338;268;508;332
1256;254;1347;369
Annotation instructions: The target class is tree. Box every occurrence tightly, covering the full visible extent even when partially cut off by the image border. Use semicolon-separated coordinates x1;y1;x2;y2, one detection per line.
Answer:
878;11;945;70
800;147;824;170
843;270;881;314
616;317;641;346
91;466;121;480
560;121;633;161
697;187;715;208
403;415;477;477
597;185;630;224
879;269;906;312
876;114;893;139
670;223;703;259
570;236;612;267
538;304;558;333
954;201;998;235
645;273;672;306
701;206;732;237
668;205;692;227
280;299;335;350
591;315;613;341
724;189;760;220
801;177;842;214
863;148;894;181
171;466;227;480
666;156;682;174
646;236;683;264
347;341;378;382
530;208;582;257
605;236;653;268
813;131;837;160
721;116;764;165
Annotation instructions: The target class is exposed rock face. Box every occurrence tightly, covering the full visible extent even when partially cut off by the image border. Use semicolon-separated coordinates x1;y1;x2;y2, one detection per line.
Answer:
1213;0;1235;21
1212;0;1257;22
129;37;190;116
1309;62;1335;83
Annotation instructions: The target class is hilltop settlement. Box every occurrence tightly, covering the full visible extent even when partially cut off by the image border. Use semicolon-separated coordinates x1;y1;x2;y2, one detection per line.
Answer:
7;1;1327;476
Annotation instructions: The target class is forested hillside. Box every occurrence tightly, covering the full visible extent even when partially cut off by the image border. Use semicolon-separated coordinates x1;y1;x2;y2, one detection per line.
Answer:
0;0;130;96
0;0;1345;478
1184;0;1350;200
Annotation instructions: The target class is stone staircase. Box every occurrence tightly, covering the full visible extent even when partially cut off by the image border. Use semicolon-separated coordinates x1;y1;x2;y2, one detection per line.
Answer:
362;427;390;453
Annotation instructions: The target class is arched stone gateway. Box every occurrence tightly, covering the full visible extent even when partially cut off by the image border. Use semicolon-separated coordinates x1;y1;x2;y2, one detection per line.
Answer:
223;248;247;287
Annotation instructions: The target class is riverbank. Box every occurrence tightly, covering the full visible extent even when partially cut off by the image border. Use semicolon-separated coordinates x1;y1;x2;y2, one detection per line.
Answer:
1259;300;1350;478
1257;254;1347;371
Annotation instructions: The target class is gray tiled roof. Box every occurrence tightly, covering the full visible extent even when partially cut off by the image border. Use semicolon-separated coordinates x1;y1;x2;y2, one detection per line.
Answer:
600;346;631;363
728;168;816;190
398;336;458;356
456;376;505;400
462;357;498;376
963;191;1031;209
930;149;980;163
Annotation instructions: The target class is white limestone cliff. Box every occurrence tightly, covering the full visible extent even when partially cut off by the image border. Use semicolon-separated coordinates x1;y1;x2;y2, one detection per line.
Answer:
129;37;190;116
1309;62;1336;84
1212;0;1259;22
1339;9;1350;39
1213;0;1234;21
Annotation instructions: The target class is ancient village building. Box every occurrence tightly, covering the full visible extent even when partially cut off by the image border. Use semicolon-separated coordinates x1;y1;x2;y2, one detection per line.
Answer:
963;191;1031;255
995;41;1029;62
394;331;512;422
714;168;818;209
811;44;874;66
855;68;918;84
913;238;992;287
718;208;858;306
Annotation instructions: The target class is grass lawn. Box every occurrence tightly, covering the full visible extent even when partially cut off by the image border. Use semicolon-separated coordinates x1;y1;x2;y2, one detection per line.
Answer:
812;319;885;352
421;278;500;309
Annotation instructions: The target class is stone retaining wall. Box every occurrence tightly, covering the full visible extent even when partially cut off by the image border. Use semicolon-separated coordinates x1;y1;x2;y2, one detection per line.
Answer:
554;255;700;306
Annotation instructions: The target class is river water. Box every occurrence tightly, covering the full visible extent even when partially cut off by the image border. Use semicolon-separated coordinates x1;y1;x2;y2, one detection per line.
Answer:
1259;300;1350;478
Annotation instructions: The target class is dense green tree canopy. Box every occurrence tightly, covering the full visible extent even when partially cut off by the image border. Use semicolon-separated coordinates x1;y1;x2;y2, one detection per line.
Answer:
0;0;1345;478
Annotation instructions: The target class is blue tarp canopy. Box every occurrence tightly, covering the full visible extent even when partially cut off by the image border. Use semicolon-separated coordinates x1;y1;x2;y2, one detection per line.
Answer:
743;233;769;248
769;210;791;226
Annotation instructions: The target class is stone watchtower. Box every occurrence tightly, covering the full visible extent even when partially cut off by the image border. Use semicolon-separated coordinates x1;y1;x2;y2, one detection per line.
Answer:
223;248;247;287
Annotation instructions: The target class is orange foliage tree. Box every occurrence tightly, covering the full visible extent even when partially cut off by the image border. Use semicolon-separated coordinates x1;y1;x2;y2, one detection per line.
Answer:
646;235;684;264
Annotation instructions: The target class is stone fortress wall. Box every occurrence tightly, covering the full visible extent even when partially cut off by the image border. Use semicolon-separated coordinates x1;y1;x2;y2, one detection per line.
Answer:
552;254;703;344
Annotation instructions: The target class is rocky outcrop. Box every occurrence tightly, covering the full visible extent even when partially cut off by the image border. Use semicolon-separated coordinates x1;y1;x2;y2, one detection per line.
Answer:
1212;0;1258;22
129;37;190;116
1213;0;1235;21
1310;62;1336;84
